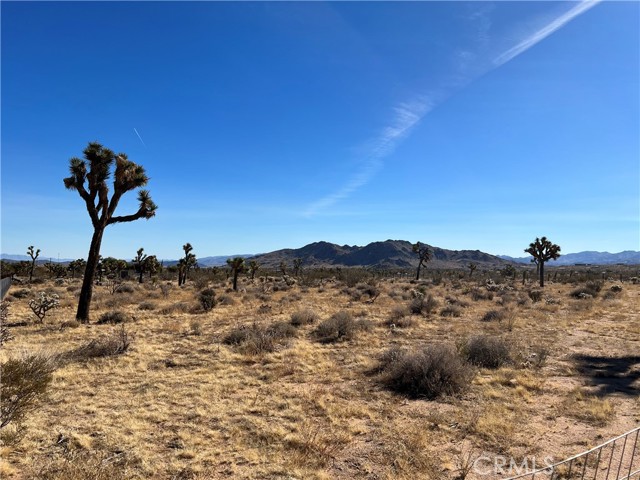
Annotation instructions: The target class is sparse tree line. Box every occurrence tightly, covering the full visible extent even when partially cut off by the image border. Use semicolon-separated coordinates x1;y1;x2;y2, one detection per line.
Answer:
0;141;583;324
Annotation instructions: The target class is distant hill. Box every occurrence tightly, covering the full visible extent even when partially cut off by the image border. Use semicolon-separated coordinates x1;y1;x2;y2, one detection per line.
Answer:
499;251;640;266
161;254;255;268
1;254;74;264
248;240;511;269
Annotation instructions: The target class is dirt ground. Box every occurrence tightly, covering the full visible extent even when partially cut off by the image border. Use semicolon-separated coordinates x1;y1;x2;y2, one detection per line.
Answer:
1;271;638;479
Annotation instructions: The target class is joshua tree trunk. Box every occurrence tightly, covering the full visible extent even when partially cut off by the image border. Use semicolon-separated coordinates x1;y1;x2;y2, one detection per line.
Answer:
77;228;105;322
139;269;144;284
232;270;239;291
415;261;422;281
539;261;545;288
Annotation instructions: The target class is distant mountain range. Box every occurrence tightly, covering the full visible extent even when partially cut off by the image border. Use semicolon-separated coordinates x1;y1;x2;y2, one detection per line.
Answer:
247;240;511;269
3;244;638;268
499;251;640;266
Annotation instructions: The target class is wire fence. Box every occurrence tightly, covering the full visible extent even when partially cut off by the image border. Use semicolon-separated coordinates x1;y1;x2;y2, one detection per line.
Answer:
505;427;640;480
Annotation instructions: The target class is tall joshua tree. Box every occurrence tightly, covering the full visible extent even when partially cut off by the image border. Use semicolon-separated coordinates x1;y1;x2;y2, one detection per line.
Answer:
293;258;303;277
412;242;432;280
27;246;40;283
64;142;157;322
133;248;148;283
525;236;561;288
227;257;245;291
178;243;196;286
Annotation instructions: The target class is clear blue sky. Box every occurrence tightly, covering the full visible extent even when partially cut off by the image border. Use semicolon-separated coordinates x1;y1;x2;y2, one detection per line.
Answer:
2;1;638;260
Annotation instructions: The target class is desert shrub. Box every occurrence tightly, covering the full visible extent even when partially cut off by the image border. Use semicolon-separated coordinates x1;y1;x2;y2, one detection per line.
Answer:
96;310;128;325
355;282;381;302
60;320;80;330
223;321;296;355
290;308;319;327
383;314;414;329
388;305;410;322
12;288;30;299
1;353;56;429
376;345;474;399
159;302;191;315
198;288;217;311
445;296;470;308
528;290;543;303
66;326;130;361
189;319;203;336
570;281;603;299
257;304;272;314
462;335;511;369
313;311;371;343
160;283;172;298
0;301;12;345
610;284;623;293
481;309;506;322
137;301;156;311
469;288;493;301
217;294;236;306
440;305;462;317
115;283;134;294
409;294;438;316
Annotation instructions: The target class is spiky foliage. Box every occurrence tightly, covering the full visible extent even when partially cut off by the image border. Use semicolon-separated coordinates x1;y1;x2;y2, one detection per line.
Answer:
64;142;156;322
468;263;477;278
67;258;87;279
293;258;303;277
178;243;197;286
412;242;432;280
26;246;40;283
525;236;561;287
133;248;148;283
248;260;260;281
227;257;246;291
144;255;161;279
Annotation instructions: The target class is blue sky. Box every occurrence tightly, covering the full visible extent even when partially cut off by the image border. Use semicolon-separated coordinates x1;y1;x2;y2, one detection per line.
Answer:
1;1;638;260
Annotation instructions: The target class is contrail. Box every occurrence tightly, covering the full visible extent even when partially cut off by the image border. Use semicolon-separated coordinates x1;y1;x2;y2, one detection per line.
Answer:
493;0;601;66
303;0;601;217
133;128;147;148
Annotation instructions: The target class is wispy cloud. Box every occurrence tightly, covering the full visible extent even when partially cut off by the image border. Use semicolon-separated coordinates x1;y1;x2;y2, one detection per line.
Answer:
133;127;147;148
304;0;600;216
494;0;601;66
304;96;433;216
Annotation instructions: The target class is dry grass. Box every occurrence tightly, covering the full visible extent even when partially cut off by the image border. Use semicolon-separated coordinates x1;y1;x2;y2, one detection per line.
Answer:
1;275;638;479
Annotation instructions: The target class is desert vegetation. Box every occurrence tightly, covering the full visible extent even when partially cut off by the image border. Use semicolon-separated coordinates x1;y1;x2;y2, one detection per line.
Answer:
1;261;638;479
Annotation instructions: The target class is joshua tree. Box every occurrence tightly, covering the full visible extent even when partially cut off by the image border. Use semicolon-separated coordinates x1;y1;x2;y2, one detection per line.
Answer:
227;257;245;291
412;242;433;280
293;258;303;277
133;248;148;283
178;243;197;286
468;263;477;278
64;142;156;322
145;255;161;279
248;260;260;281
525;237;561;287
27;246;40;283
101;257;127;278
67;259;86;279
279;261;288;276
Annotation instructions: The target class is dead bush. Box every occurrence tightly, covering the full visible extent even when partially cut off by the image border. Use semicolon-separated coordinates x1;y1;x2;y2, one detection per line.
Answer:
528;290;543;303
223;321;297;355
481;309;506;322
440;305;462;317
290;308;319;327
96;310;128;325
137;301;156;311
409;294;438;316
65;326;130;361
461;335;511;369
375;345;474;399
313;311;372;343
1;353;56;429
